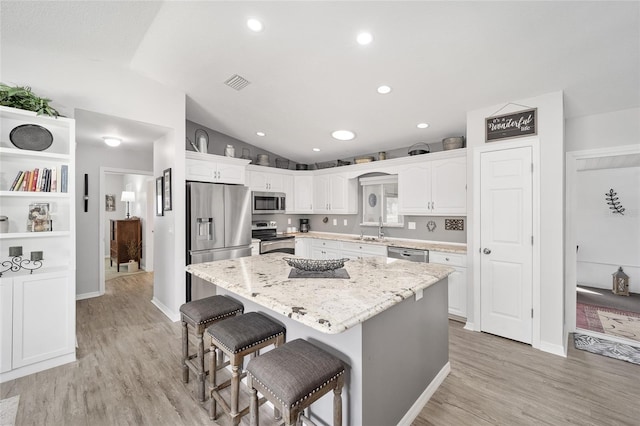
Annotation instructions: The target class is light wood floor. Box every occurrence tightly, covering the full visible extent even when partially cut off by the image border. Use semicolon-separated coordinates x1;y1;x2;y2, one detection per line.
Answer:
2;272;639;425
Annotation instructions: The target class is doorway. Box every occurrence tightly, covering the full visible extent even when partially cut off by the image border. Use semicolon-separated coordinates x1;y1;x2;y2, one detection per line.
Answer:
479;146;534;344
99;167;154;295
566;145;640;345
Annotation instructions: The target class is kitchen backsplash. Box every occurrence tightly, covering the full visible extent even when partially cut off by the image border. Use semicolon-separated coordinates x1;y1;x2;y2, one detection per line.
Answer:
253;213;466;244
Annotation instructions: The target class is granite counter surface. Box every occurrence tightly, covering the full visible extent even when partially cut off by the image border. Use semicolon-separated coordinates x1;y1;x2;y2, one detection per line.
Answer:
186;253;453;334
287;231;467;254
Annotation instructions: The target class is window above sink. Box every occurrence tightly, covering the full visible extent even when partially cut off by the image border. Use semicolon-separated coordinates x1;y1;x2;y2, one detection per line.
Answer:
359;175;404;227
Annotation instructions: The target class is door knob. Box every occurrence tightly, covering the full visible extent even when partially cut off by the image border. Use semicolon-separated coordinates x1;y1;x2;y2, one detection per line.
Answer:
483;248;492;254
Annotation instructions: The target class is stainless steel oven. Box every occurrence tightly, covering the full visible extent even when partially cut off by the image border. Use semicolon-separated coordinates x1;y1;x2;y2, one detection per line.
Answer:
252;222;295;254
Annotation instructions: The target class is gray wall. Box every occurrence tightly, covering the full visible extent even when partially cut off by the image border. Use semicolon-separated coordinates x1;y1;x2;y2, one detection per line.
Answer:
75;143;153;297
186;120;299;169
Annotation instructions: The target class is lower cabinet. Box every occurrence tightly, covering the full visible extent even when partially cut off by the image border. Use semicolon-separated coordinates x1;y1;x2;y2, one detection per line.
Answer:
0;271;75;381
430;251;467;319
295;238;310;258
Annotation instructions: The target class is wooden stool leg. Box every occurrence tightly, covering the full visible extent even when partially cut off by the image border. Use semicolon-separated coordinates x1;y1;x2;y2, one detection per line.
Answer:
334;381;343;426
249;387;259;426
181;321;189;383
231;360;241;425
196;330;205;402
209;346;218;420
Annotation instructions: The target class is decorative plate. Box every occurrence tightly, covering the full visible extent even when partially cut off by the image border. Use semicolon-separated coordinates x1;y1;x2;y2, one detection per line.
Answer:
283;257;349;272
10;124;53;151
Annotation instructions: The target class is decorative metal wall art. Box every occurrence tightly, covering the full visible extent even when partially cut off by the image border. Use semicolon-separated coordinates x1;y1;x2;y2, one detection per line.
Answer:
426;220;436;232
445;219;464;231
605;189;625;215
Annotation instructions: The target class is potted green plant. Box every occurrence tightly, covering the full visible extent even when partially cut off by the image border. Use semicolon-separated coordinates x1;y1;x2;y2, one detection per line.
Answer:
0;83;61;117
125;239;142;273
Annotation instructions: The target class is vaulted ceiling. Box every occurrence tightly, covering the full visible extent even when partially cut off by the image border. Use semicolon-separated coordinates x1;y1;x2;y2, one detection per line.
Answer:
2;1;639;163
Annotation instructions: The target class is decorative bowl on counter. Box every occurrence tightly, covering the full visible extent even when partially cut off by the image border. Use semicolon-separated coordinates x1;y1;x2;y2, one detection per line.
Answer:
283;257;349;272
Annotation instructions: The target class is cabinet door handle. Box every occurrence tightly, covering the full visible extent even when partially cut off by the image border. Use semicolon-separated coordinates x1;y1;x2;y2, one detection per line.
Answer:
483;248;492;255
432;201;435;210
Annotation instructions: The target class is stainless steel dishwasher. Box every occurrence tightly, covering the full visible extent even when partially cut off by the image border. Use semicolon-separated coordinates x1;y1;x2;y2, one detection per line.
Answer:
387;246;429;263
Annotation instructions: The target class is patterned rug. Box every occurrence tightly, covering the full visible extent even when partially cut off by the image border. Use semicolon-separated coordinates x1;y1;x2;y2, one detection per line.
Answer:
576;303;640;343
0;395;19;425
574;333;640;365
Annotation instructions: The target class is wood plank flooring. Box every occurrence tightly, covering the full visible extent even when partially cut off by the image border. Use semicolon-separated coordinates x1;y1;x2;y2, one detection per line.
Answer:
1;272;639;425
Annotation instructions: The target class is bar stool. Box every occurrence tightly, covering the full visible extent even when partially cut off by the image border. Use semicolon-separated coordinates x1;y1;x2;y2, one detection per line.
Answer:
207;312;286;425
180;295;244;402
246;338;345;426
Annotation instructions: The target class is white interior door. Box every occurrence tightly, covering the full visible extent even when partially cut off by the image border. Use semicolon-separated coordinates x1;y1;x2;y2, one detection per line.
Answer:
480;146;533;344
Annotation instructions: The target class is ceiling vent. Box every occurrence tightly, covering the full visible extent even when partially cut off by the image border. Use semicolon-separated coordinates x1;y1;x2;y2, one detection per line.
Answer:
224;74;251;90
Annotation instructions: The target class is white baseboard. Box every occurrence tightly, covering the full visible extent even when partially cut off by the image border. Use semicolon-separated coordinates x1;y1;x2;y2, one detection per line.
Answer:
151;297;180;322
0;353;76;384
396;361;451;426
463;321;476;331
538;340;566;358
76;291;102;301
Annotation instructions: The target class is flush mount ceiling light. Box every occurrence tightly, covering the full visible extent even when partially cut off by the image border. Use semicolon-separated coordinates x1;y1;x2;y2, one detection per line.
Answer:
331;130;356;141
417;123;430;129
103;137;121;147
377;85;392;94
357;32;373;45
247;18;263;32
313;148;321;152
256;131;266;137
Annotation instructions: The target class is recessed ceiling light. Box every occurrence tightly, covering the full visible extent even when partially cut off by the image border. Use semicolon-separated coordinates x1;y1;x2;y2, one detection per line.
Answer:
417;123;430;129
356;32;373;45
331;130;356;141
103;137;121;147
247;18;263;32
313;148;321;152
256;131;266;137
377;85;392;94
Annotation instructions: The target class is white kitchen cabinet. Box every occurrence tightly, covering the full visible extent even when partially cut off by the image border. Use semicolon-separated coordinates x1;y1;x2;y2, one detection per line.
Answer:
186;151;248;184
310;239;341;259
295;238;310;258
247;169;288;192
340;241;387;259
398;152;466;216
430;251;467;319
292;175;314;213
313;173;357;214
0;106;77;382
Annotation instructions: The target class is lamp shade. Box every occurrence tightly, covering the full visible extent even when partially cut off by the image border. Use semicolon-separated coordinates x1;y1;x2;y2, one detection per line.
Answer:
121;191;135;202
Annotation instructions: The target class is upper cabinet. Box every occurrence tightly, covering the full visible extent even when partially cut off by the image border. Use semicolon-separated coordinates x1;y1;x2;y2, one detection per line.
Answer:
398;151;466;215
186;151;249;185
313;173;357;214
291;174;314;214
247;168;288;192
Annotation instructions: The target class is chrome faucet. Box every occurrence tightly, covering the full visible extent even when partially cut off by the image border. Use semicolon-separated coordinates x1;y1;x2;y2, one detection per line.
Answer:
378;217;384;240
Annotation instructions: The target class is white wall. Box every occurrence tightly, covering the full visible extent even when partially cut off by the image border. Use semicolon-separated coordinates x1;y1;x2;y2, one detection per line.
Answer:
123;173;150;269
565;108;640;152
467;91;565;355
3;45;185;313
576;167;640;293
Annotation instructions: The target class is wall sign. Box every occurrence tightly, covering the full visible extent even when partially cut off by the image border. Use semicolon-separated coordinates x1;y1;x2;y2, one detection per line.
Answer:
486;108;537;142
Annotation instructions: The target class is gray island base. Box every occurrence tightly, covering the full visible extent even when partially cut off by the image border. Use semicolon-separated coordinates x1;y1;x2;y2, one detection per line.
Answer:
187;253;453;426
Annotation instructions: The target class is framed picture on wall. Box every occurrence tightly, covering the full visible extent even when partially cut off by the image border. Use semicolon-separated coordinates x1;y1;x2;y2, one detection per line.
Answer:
105;194;116;212
156;176;164;216
163;168;172;212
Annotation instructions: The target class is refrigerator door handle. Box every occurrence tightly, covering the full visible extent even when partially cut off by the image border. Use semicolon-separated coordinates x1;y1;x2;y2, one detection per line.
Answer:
196;217;213;241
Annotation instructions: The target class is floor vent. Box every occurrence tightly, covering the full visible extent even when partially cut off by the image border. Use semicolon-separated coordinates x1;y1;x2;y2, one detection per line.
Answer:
224;74;251;90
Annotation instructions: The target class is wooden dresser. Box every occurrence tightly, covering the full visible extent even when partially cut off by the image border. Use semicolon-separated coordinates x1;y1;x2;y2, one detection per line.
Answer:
109;218;142;272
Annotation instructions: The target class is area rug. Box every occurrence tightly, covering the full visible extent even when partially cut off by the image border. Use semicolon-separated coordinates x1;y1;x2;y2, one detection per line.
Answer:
104;258;145;281
574;333;640;365
576;303;640;343
0;395;19;426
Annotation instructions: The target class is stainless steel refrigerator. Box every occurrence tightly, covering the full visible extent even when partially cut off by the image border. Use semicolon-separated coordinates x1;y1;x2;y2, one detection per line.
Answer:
186;182;252;301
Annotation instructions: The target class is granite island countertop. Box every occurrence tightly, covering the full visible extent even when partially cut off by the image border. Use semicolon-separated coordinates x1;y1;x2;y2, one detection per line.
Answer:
186;253;453;334
287;231;466;254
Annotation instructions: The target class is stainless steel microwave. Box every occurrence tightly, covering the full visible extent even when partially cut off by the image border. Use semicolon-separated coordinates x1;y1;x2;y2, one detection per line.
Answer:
252;191;286;214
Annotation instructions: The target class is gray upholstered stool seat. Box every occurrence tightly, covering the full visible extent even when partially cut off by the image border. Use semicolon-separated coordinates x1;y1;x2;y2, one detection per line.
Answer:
207;312;286;425
180;295;243;402
246;338;345;426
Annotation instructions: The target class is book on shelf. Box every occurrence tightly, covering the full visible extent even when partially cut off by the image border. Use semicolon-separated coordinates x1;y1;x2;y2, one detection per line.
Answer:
8;165;67;192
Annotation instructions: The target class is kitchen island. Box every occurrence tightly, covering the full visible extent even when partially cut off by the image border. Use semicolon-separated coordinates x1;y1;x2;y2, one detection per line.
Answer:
187;253;453;426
